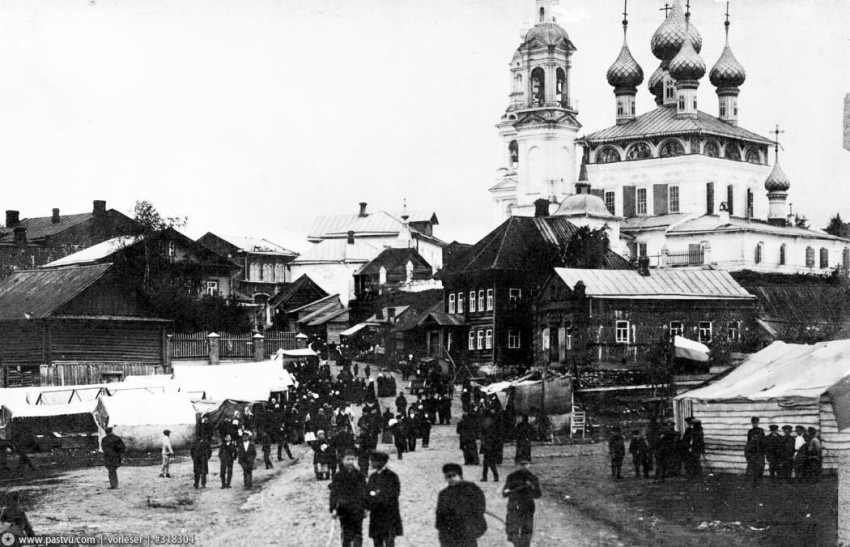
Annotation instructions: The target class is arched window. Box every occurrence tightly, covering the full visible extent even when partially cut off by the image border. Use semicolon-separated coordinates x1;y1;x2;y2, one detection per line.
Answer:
664;78;675;101
820;248;829;269
755;242;764;264
805;247;815;268
745;148;761;164
779;244;786;266
596;147;621;164
660;140;685;158
530;68;545;107
509;140;519;169
704;141;720;158
726;146;741;161
626;142;652;160
556;68;567;107
513;73;523;93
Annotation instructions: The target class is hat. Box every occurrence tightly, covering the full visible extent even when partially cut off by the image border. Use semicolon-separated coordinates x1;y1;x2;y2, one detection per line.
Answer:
684;417;693;423
515;457;531;465
769;424;779;430
342;448;358;458
782;425;793;431
751;417;760;424
442;463;463;476
369;451;389;464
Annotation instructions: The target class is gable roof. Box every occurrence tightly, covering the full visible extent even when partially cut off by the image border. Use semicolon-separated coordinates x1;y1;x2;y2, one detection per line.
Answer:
0;264;114;321
289;294;342;314
0;208;136;244
308;210;438;241
667;215;850;242
354;247;433;276
442;216;632;276
552;268;755;300
292;239;382;264
580;105;773;146
204;233;296;256
268;274;329;309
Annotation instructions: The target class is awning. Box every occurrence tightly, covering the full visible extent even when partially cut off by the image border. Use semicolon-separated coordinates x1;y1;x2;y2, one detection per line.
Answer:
674;336;709;363
340;323;368;337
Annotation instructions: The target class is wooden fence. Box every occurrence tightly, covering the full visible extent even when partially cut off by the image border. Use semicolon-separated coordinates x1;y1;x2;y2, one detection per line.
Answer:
171;331;298;361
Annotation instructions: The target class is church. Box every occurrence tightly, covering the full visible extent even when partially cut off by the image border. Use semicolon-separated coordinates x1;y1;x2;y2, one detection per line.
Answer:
490;0;850;274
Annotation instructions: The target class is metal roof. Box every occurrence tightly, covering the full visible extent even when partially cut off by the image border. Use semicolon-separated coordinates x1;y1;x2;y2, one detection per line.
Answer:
43;236;140;267
580;105;773;145
553;267;755;300
308;210;437;240
213;234;296;256
354;247;433;276
621;213;691;231
364;306;412;324
668;215;850;242
292;239;381;264
0;212;93;243
0;264;114;321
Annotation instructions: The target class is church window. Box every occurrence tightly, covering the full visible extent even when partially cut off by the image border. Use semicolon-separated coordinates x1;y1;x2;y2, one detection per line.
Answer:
556;68;567;107
746;188;754;218
531;68;545;107
820;248;829;269
597;147;621;164
745;148;760;164
726;184;735;216
704;141;720;157
678;95;685;110
509;140;519;169
636;188;647;215
719;102;727;117
693;97;698;111
604;192;615;215
805;247;815;268
706;182;715;214
631;101;636;115
755;242;764;264
665;79;675;100
779;244;786;266
626;142;652;160
726;146;741;161
733;100;739;116
539;7;545;22
617;100;624;116
669;186;680;213
660;140;685;158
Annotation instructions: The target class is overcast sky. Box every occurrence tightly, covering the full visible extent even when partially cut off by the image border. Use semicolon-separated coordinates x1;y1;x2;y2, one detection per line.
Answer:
0;0;847;251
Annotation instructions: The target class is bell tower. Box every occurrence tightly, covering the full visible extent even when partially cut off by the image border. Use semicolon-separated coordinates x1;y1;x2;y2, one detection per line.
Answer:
490;0;581;222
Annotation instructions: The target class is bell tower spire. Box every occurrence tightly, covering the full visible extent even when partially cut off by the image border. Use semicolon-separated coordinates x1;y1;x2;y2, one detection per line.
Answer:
710;2;747;126
606;1;644;125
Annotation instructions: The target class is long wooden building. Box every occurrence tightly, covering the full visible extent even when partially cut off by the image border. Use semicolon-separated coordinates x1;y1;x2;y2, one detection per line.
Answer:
0;264;170;387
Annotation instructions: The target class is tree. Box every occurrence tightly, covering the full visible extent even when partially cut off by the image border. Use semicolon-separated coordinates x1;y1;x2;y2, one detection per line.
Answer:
794;214;809;230
825;213;850;237
562;225;610;269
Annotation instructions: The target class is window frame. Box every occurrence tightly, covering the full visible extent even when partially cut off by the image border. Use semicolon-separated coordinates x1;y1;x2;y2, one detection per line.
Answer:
668;186;680;214
485;329;493;350
509;288;522;303
615;320;630;344
457;293;465;314
205;280;219;296
478;290;485;312
507;329;521;349
806;247;815;268
669;321;684;338
820;248;829;269
728;321;741;343
604;191;616;215
486;289;494;311
698;321;713;343
448;293;456;314
469;290;476;313
468;331;475;351
636;188;647;216
477;330;484;350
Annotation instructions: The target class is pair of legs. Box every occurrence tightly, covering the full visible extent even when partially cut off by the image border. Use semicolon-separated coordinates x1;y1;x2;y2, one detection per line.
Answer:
395;443;405;460
193;461;208;488
633;457;649;478
278;441;293;461
340;518;364;547
264;453;274;469
106;466;119;489
482;458;499;481
372;534;396;547
611;456;623;479
160;455;171;477
242;466;253;488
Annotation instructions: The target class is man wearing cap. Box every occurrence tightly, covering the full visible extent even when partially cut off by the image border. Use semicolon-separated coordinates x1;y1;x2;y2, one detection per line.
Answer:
366;451;403;547
503;459;542;547
100;426;126;489
436;463;486;547
778;425;795;482
329;449;367;547
764;424;783;484
806;427;822;483
238;431;257;489
744;417;765;487
218;434;238;488
793;425;809;482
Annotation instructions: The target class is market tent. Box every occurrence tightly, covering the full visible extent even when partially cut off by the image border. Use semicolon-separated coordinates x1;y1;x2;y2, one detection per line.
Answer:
172;360;296;402
93;391;197;452
278;348;318;358
0;399;97;441
674;340;850;473
480;373;573;415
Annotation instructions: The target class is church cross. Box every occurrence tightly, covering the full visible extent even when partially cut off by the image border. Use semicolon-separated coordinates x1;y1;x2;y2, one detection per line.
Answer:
660;3;670;17
770;124;785;157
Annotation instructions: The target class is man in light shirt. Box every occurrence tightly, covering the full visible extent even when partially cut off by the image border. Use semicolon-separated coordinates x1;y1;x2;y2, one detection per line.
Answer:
160;429;174;478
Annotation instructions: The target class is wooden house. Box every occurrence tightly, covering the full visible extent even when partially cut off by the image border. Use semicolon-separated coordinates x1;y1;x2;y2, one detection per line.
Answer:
353;247;433;301
0;264;170;387
268;275;330;330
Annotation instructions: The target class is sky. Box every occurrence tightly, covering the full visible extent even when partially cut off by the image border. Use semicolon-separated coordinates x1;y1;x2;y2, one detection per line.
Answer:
0;0;847;252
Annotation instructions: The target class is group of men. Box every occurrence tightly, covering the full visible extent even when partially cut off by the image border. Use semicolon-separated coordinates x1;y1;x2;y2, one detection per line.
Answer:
608;416;707;482
745;417;823;486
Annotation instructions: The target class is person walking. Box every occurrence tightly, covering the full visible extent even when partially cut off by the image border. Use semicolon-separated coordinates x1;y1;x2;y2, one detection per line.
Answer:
457;413;480;466
744;417;766;487
329;449;367;547
238;431;257;489
277;420;294;462
608;426;625;480
218;434;238;488
100;426;126;490
503;459;542;547
436;463;487;547
366;451;403;547
261;432;274;470
190;436;212;489
628;429;650;479
514;415;534;464
159;430;174;478
480;410;503;482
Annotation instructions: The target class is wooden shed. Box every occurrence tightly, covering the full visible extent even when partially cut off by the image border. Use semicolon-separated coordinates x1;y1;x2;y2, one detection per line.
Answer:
0;264;170;387
674;340;850;474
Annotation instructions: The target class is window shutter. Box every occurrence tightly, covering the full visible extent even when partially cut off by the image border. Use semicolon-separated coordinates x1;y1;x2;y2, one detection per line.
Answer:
590;189;605;200
706;182;715;215
623;186;636;217
726;185;734;216
653;184;669;216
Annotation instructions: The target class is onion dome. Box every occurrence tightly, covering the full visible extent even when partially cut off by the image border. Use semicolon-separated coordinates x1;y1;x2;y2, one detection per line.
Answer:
524;22;570;47
668;32;705;82
764;160;791;192
648;62;666;97
607;41;644;89
553;194;615;219
650;0;703;62
710;39;746;89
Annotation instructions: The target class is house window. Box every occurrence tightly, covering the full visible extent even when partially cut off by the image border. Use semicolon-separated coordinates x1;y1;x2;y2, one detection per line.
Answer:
805;247;815;268
755;242;764;264
615;321;630;344
166;241;176;258
637;243;647;258
669;321;684;338
636;188;647;215
457;293;465;314
604;192;616;215
698;321;713;343
669;186;680;213
469;291;476;313
478;290;485;312
205;280;219;296
728;321;741;343
509;289;522;303
485;329;493;349
468;331;475;351
477;330;484;350
820;248;829;269
486;289;494;311
448;294;456;314
508;329;521;349
779;244;786;266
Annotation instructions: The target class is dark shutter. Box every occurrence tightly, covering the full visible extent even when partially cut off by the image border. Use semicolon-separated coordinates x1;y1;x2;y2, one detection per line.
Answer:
590;189;604;200
706;182;715;215
623;186;636;217
653;184;669;216
726;185;734;216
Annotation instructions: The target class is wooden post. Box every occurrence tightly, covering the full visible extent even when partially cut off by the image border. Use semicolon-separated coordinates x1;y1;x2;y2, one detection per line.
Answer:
208;332;220;365
840;448;850;545
164;333;173;372
253;333;265;362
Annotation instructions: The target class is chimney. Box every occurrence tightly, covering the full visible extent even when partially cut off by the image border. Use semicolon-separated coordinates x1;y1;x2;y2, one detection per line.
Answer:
5;210;19;228
13;227;26;245
93;200;107;217
358;202;368;217
387;308;396;320
347;230;355;245
52;208;60;224
534;198;550;218
638;256;650;276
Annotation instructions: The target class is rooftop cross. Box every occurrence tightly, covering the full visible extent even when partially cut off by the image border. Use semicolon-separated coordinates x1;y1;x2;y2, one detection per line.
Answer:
622;0;629;28
660;3;671;18
770;124;785;159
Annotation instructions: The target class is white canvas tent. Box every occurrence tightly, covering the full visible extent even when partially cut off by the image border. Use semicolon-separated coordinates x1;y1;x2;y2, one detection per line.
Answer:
93;391;197;452
674;340;850;473
0;399;97;440
172;360;296;402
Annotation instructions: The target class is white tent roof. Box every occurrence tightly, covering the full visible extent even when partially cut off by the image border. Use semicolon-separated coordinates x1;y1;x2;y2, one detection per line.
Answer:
278;348;318;358
172;360;296;402
340;323;369;337
676;340;850;403
95;391;197;427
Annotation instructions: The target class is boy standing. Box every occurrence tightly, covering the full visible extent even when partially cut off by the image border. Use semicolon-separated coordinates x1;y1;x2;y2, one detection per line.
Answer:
159;430;173;478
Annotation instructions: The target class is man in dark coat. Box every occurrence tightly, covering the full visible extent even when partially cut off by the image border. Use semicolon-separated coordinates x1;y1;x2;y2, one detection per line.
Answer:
779;425;795;481
745;417;766;487
329;449;367;547
457;413;479;466
100;427;126;489
514;415;534;464
629;429;650;479
190;436;213;489
503;459;542;547
366;451;403;547
237;432;257;489
218;434;238;488
764;424;783;484
608;426;625;480
480;411;503;481
436;463;486;547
